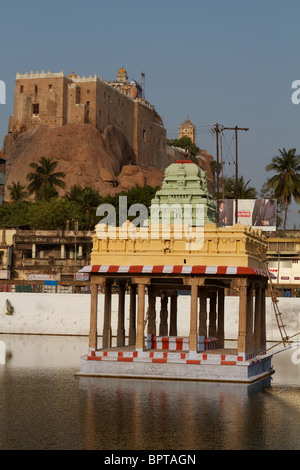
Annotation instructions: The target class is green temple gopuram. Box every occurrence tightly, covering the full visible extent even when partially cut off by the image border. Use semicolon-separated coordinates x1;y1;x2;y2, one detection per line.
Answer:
150;159;217;226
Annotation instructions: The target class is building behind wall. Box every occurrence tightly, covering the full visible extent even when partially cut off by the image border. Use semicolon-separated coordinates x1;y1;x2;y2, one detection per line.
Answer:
266;234;300;295
0;229;15;280
4;67;167;169
11;228;93;281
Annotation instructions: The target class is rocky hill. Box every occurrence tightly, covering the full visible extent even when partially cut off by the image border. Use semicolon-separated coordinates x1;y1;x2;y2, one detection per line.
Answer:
3;123;166;199
3;122;214;200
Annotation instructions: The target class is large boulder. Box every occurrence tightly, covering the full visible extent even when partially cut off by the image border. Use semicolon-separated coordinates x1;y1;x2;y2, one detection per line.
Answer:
117;165;163;191
4;123;136;199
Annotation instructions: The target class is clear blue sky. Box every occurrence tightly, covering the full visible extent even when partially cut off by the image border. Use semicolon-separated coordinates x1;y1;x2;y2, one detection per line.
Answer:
0;0;299;227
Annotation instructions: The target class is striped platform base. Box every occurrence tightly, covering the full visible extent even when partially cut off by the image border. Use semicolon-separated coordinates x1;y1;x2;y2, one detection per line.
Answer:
76;349;274;384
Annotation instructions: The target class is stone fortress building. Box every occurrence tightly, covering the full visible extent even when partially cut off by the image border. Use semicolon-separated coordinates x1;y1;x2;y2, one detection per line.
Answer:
4;67;167;169
2;66;216;202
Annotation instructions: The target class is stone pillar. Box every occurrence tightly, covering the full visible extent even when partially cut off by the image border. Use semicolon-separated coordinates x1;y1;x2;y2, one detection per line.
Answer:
102;281;112;349
147;286;156;336
237;281;247;355
128;284;136;345
169;291;178;337
89;282;98;351
246;283;254;354
260;286;266;352
198;288;207;337
117;281;126;347
60;244;65;259
159;294;168;336
136;283;146;350
253;284;262;352
32;244;36;259
208;290;217;337
189;284;198;352
217;288;225;348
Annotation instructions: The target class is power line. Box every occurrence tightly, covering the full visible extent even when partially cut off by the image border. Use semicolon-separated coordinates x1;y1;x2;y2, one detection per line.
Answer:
223;126;249;223
222;132;236;170
212;124;249;224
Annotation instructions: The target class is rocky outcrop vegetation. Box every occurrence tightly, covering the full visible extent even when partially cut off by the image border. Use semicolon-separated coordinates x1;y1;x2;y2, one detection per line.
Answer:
3;122;214;200
4;123;164;199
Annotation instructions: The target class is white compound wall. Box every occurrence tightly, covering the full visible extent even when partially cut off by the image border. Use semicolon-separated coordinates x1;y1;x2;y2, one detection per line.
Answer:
0;293;299;343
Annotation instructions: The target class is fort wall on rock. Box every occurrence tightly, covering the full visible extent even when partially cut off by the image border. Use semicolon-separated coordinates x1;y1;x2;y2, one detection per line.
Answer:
6;69;167;169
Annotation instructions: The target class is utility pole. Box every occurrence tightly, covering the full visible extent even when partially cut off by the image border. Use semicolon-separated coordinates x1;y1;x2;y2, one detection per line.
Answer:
213;123;220;224
220;126;249;223
220;125;225;201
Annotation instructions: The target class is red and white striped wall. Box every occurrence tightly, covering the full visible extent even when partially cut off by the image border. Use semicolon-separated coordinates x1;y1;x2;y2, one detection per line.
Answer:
87;349;271;366
146;335;218;352
147;335;189;351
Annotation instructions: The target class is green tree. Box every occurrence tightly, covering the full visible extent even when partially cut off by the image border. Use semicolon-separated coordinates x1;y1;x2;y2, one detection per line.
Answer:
0;199;83;230
65;184;85;205
121;185;159;210
98;185;159;227
66;185;102;230
223;175;257;199
27;199;82;230
27;156;66;201
7;181;28;202
167;136;200;159
266;148;300;232
80;186;102;230
0;201;33;228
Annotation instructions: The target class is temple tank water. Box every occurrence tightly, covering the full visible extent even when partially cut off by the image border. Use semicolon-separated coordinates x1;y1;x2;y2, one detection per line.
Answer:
0;334;299;450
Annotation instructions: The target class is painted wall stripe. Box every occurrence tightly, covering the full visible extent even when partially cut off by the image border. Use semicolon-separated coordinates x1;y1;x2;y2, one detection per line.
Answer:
87;349;270;366
80;265;270;277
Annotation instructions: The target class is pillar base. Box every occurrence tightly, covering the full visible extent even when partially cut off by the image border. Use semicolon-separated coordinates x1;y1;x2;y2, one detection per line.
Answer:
77;349;274;384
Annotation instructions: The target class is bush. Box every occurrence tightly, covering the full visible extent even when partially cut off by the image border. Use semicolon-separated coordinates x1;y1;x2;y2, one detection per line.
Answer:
5;299;14;316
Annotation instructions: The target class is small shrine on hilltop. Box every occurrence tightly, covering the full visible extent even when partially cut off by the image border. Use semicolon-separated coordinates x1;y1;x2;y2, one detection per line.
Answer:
77;160;274;384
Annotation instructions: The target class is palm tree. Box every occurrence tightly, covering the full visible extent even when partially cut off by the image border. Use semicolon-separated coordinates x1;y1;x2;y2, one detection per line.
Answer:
266;148;300;232
7;181;28;201
66;184;101;229
27;157;66;201
223;175;257;199
80;186;102;230
65;184;85;204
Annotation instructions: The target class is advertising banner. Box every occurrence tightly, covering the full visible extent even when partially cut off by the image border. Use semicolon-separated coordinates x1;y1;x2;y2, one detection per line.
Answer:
218;199;277;231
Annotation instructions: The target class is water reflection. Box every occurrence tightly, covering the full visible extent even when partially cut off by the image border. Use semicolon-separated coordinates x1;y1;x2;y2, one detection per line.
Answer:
77;376;276;450
1;334;88;368
0;334;299;450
